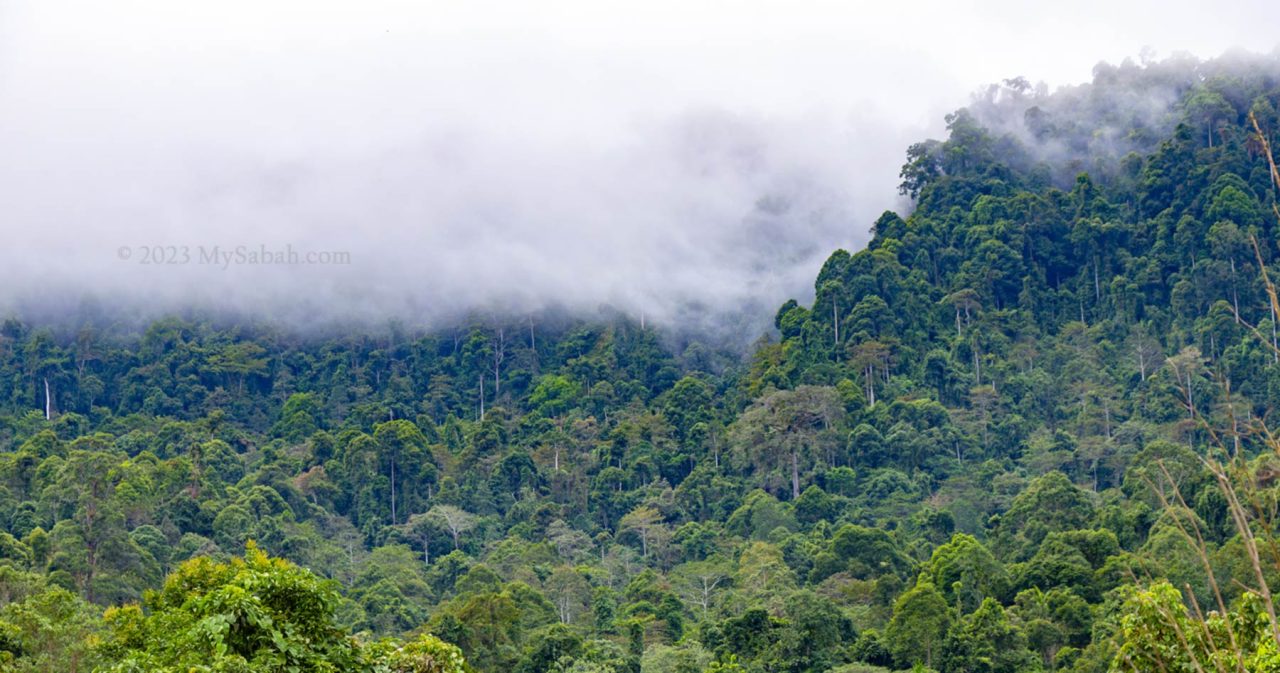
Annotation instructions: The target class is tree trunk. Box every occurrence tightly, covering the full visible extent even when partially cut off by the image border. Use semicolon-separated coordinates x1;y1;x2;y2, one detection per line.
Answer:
1093;256;1101;302
1272;300;1278;363
1232;259;1241;322
492;328;505;398
1185;372;1195;419
865;365;876;407
832;302;839;349
790;450;800;500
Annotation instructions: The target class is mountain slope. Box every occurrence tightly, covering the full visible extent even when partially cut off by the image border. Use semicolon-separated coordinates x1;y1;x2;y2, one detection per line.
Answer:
1;51;1280;673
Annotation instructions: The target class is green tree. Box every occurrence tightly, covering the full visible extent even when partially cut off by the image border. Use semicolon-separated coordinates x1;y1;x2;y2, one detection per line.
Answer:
1113;581;1280;673
928;533;1008;613
205;341;269;395
729;386;844;499
619;506;665;559
426;505;479;551
885;581;952;670
939;598;1036;673
0;585;102;673
99;543;364;672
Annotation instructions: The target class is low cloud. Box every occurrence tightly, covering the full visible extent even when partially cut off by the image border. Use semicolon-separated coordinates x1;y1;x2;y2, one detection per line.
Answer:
1;0;1276;340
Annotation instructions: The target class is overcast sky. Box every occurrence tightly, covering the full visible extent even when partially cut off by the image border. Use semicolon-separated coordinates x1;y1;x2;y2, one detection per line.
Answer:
1;0;1278;334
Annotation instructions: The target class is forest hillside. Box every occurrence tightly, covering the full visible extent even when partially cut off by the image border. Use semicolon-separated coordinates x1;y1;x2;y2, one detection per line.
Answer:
3;51;1280;672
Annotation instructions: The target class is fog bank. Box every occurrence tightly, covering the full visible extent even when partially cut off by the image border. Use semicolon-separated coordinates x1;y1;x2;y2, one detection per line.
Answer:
1;0;1277;338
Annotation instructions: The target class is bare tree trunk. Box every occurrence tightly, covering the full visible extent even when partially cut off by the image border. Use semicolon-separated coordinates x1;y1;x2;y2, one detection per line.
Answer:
1232;259;1241;322
864;365;877;407
492;328;505;398
1271;299;1278;363
1094;256;1101;303
790;450;800;500
833;302;839;348
43;377;51;420
1185;372;1195;419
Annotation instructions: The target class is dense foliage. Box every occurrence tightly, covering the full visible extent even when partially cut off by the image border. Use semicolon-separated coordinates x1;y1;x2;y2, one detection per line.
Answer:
3;51;1280;672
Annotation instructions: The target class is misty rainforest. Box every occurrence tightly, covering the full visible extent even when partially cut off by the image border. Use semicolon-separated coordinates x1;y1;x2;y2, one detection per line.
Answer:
10;50;1280;673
